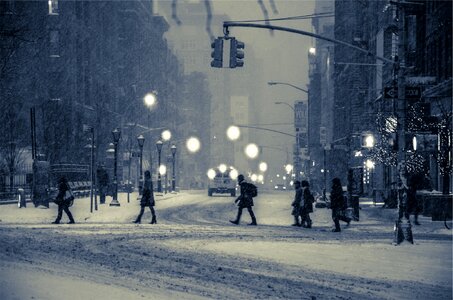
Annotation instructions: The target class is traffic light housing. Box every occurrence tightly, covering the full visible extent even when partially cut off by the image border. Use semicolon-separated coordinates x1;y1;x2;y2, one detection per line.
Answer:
230;38;244;68
210;37;223;68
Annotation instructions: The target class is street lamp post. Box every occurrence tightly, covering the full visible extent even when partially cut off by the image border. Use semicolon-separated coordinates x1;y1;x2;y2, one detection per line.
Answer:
268;82;309;94
171;144;177;192
137;134;145;196
156;140;163;193
110;128;121;207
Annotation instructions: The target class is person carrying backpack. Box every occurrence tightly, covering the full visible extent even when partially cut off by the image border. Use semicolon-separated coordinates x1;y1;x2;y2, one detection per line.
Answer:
230;174;257;226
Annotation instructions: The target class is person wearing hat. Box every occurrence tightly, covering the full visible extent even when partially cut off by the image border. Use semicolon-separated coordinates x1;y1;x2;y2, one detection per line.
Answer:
52;176;75;224
291;180;302;226
230;174;257;225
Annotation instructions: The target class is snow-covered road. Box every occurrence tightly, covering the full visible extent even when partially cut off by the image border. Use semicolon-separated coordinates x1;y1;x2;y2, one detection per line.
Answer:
0;191;451;299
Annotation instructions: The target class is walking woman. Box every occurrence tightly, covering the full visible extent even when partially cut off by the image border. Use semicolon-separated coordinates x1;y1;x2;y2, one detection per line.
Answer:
52;176;75;224
134;170;157;224
330;177;350;232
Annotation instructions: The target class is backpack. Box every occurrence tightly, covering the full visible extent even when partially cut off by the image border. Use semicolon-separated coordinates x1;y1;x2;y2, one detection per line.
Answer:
247;183;258;197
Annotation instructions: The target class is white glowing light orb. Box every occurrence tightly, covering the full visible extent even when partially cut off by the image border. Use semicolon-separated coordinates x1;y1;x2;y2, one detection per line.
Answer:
207;168;216;180
186;137;201;153
161;130;171;141
144;93;157;107
251;174;258;182
257;174;264;182
285;164;293;174
218;164;227;173
226;126;241;141
229;169;239;180
245;143;259;159
159;165;167;175
365;159;375;169
259;162;268;172
364;134;375;148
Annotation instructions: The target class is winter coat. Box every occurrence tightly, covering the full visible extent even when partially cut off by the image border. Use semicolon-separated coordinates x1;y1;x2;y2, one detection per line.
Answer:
140;178;155;207
55;180;70;206
330;184;346;212
235;181;254;208
301;187;314;214
291;187;303;216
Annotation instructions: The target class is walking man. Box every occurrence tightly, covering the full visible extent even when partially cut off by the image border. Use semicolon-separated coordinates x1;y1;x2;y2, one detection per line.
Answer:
133;170;157;224
230;174;257;226
300;180;314;228
291;180;302;226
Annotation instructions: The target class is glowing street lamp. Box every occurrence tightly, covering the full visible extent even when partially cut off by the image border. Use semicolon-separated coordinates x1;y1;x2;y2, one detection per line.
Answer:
156;140;163;193
245;143;259;159
259;162;268;172
161;130;171;141
186;137;201;153
257;174;264;182
285;164;293;174
159;164;167;176
365;159;375;169
363;134;375;148
137;134;145;195
227;125;241;141
144;92;157;108
251;174;258;182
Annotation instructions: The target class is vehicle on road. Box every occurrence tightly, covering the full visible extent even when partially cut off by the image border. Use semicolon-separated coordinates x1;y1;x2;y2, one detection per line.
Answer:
274;184;286;191
208;169;236;197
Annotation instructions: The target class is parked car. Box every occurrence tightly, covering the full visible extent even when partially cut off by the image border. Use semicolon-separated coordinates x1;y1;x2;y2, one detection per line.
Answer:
274;184;286;191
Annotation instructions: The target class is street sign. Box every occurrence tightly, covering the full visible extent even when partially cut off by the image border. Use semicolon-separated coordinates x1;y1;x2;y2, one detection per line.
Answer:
384;86;421;99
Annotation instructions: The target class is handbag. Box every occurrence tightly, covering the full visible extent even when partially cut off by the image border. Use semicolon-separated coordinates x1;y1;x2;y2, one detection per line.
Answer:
64;189;75;202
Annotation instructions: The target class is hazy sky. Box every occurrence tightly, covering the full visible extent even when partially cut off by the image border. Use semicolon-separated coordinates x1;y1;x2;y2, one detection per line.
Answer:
159;0;317;175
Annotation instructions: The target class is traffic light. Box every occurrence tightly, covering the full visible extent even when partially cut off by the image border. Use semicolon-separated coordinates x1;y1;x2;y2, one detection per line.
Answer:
210;37;223;68
229;37;244;68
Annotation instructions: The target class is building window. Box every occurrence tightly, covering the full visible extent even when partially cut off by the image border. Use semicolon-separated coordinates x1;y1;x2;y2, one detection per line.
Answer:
48;0;58;15
49;30;60;57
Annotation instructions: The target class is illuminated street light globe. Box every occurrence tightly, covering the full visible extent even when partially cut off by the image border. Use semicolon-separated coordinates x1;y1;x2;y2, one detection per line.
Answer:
226;125;241;141
285;164;293;174
218;164;227;173
161;130;171;141
245;143;259;159
259;162;268;172
364;134;375;148
144;93;157;108
207;168;216;180
229;168;239;180
159;164;167;175
251;174;258;182
257;174;264;182
186;137;201;153
365;159;375;169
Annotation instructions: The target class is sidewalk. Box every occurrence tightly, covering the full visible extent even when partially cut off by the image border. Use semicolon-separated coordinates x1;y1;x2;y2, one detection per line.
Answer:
0;192;181;225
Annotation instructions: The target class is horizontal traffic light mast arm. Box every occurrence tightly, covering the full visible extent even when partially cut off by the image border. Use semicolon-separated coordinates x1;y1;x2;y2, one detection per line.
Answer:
237;124;296;138
223;22;394;65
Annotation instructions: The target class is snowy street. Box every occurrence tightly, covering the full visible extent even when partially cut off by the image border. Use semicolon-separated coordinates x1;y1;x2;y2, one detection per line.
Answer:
0;191;451;299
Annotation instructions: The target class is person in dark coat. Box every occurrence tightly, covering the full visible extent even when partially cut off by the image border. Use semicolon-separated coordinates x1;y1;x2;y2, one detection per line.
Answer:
230;174;257;225
133;170;156;224
52;176;75;224
300;180;314;228
97;165;109;204
291;181;302;226
330;177;350;232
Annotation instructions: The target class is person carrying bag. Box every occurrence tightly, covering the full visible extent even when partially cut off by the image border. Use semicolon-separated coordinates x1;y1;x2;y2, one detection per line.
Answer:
52;176;75;224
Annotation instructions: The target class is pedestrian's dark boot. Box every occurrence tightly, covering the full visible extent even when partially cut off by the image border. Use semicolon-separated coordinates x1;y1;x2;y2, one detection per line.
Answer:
133;218;141;224
306;220;312;229
67;220;75;224
248;210;257;225
291;216;300;227
230;209;242;225
150;215;157;224
414;215;420;225
52;220;60;224
332;219;341;232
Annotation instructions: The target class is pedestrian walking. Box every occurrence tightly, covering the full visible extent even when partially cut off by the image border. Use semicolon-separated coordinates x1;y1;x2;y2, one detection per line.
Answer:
133;170;157;224
52;176;75;224
300;180;314;228
330;177;350;232
230;174;257;226
96;165;109;204
291;180;302;226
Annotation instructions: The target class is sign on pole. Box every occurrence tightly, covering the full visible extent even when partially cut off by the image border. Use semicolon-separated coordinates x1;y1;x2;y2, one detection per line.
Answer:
384;86;421;99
